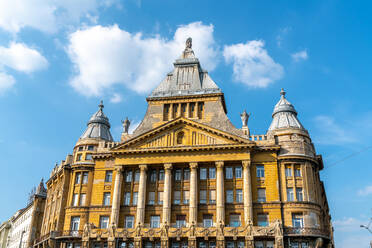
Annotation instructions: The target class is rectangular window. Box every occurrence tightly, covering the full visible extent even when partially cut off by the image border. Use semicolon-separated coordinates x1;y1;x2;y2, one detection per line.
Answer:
134;170;140;182
126;171;133;182
150;170;157;182
133;192;138;206
70;217;80;231
78;146;84;151
287;188;294;201
285;166;292;177
203;215;213;228
148;192;155;205
291;243;299;248
175;169;182;181
209;168;216;179
229;214;241;227
99;216;109;229
125;216;134;228
266;241;274;248
301;242;309;248
72;194;79;206
150;216;160;228
256;165;265;178
225;167;233;179
294;166;301;177
200;168;207;180
296;188;303;201
176;215;186;228
75;172;81;184
181;103;186;117
226;190;234;203
257;214;268;226
189;103;195;118
226;242;234;248
159;170;164;181
200;190;207;204
105;171;113;183
103;192;111;206
236;189;243;203
82;172;89;184
183;191;189;204
198;102;204;119
124;192;131;206
87;145;94;151
209;190;216;204
80;194;86;206
183;169;190;180
85;154;92;160
254;241;264;248
257;188;266;202
174;191;181;204
158;191;163;205
292;213;304;227
235;166;242;178
76;154;82;161
163;104;170;121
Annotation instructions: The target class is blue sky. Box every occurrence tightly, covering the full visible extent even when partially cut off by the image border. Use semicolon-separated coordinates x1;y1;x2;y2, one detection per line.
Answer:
0;0;371;246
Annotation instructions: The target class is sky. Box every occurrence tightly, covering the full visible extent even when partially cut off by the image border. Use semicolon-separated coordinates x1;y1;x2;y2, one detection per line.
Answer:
0;0;371;246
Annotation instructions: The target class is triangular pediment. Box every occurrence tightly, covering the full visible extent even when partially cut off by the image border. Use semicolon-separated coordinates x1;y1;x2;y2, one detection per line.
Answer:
112;118;252;151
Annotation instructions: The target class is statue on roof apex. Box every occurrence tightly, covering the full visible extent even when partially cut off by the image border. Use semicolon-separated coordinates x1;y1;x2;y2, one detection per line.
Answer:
186;37;192;49
240;110;250;127
122;117;131;134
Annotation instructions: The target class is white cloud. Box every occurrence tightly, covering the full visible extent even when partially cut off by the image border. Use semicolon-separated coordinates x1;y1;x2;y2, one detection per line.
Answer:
223;40;284;88
0;0;116;33
292;50;308;62
0;42;48;93
333;217;372;248
67;22;218;97
110;93;122;103
358;185;372;196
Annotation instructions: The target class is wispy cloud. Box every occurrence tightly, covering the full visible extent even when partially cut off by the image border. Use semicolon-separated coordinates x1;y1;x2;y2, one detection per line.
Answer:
333;217;372;248
358;185;372;196
110;93;122;103
291;50;308;62
276;27;291;47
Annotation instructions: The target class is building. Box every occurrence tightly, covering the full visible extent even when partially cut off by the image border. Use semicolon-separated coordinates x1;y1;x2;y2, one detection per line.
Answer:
0;219;12;248
35;38;333;248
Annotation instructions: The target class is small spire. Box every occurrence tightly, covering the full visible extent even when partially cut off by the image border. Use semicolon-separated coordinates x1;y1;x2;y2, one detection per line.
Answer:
280;88;286;97
99;100;104;110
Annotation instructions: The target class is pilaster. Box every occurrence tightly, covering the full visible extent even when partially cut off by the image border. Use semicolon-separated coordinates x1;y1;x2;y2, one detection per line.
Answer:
162;163;172;225
242;160;253;225
110;167;123;226
136;164;147;227
215;161;225;224
189;162;198;225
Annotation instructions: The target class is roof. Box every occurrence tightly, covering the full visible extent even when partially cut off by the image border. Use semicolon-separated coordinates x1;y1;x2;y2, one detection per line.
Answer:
149;37;221;98
80;101;113;141
268;88;305;131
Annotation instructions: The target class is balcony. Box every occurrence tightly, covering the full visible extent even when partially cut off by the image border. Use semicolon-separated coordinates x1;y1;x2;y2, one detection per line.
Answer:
284;227;330;238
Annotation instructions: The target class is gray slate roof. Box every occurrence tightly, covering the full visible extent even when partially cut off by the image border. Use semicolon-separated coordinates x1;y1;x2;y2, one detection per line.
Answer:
80;101;113;141
268;89;305;131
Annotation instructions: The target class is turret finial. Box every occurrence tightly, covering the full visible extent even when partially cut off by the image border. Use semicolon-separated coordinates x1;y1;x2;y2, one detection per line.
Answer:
280;88;286;97
99;100;104;110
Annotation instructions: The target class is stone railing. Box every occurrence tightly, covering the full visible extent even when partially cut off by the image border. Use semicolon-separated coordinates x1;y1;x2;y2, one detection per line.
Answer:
97;141;120;151
249;135;268;141
284;227;329;237
55;230;83;238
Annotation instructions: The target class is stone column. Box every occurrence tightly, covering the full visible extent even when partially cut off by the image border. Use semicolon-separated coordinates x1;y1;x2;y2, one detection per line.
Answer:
215;161;225;224
189;162;198;225
110;167;123;226
242;160;253;225
162;163;172;225
136;165;147;226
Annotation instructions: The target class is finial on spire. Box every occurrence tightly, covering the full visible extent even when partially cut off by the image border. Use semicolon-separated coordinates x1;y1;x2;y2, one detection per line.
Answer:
280;88;286;97
99;100;104;110
186;37;192;49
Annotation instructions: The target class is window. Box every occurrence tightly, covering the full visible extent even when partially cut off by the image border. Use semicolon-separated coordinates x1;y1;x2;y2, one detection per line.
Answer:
200;168;207;180
256;165;265;178
85;154;92;160
294;166;301;177
301;242;309;248
198;102;204;119
124;192;131;206
229;214;241;227
257;214;268;226
150;170;157;182
75;173;81;184
209;190;216;204
237;242;244;248
183;191;189;204
176;215;186;228
171;243;180;248
226;190;234;203
174;191;181;204
150;216;160;228
226;242;234;248
99;216;109;229
158;192;163;205
133;192;138;206
78;146;84;151
235;166;242;178
103;193;111;206
199;242;207;248
296;188;303;201
292;213;304;227
76;154;82;161
203;215;213;227
105;171;113;183
163;104;170;121
87;145;94;151
200;190;207;204
175;169;182;181
134;170;140;182
236;189;243;203
80;194;86;206
70;217;80;231
159;170;164;181
125;216;134;228
285;166;292;177
287;188;294;201
183;169;190;180
291;243;299;248
209;168;216;179
226;167;233;179
72;194;79;206
189;103;195;118
254;242;264;248
148;192;155;205
126;171;133;182
82;172;89;184
257;188;266;202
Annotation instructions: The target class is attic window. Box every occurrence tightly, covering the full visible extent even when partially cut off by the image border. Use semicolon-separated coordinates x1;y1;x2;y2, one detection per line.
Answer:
176;132;184;145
